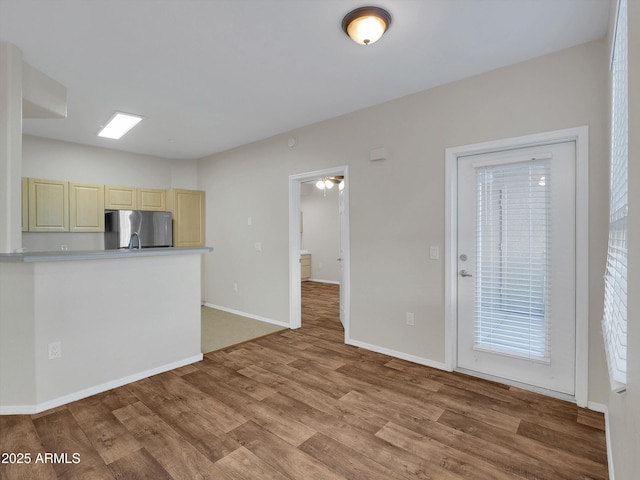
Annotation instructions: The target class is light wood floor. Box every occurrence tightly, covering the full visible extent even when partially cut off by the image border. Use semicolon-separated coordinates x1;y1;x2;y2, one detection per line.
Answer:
0;281;608;479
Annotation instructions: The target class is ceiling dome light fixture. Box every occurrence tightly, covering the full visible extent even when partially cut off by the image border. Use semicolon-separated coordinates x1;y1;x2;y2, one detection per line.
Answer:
342;6;392;45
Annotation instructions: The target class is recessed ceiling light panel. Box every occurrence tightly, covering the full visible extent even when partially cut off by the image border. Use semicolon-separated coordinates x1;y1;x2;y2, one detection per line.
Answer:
97;112;143;139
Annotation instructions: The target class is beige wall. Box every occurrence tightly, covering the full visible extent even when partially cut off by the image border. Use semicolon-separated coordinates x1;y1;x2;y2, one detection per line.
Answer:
301;183;340;283
0;262;35;407
199;39;610;399
22;134;191;188
0;254;202;412
605;0;640;477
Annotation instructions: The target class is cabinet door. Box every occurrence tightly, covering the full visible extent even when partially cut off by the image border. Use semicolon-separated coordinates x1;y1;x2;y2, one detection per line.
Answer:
301;254;311;280
137;188;166;211
28;178;69;232
105;185;137;210
69;182;105;232
169;189;205;247
22;177;28;232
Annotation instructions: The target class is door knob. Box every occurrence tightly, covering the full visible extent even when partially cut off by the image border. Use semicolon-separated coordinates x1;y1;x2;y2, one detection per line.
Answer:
459;269;473;277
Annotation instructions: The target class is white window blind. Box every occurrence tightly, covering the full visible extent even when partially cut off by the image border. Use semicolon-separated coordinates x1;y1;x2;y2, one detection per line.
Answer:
603;0;627;391
474;159;551;361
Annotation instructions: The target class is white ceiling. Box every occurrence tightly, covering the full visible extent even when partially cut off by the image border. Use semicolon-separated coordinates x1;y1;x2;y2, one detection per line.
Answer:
0;0;610;160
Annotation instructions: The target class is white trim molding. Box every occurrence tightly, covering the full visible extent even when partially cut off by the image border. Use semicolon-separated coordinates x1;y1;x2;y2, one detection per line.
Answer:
445;126;590;407
289;166;350;341
0;354;203;415
203;303;290;329
588;402;615;480
346;338;449;371
307;278;340;285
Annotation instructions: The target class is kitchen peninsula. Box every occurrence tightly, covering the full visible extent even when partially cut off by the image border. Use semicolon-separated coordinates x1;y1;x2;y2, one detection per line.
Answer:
0;246;211;414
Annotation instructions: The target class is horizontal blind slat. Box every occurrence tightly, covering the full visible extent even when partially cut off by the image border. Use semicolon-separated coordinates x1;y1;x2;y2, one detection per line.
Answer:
602;0;628;390
474;159;551;361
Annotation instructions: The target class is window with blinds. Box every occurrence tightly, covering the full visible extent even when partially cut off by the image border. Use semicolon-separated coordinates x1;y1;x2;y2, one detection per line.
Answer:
603;0;627;391
474;159;551;362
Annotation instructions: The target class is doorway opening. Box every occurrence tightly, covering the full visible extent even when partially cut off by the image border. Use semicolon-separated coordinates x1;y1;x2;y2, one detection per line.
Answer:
289;166;350;342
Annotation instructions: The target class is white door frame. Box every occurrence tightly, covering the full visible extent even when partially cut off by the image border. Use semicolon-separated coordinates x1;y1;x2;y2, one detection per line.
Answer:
444;126;589;406
288;166;350;341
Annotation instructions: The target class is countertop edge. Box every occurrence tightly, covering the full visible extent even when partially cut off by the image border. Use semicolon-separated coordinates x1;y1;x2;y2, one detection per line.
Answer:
0;247;213;263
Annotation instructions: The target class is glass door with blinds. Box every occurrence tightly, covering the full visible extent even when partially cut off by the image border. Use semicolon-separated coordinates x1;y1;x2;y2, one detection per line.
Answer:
456;141;576;395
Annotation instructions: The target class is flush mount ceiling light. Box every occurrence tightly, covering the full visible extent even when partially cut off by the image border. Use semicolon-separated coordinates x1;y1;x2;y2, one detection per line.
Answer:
342;6;392;45
97;112;143;139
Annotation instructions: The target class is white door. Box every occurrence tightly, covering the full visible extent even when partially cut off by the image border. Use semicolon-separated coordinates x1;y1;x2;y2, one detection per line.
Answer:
457;141;576;395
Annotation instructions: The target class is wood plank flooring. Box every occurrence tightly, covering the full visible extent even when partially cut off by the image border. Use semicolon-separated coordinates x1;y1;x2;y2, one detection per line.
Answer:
0;281;608;479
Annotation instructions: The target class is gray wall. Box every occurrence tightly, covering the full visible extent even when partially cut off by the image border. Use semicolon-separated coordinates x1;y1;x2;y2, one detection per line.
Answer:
199;39;609;400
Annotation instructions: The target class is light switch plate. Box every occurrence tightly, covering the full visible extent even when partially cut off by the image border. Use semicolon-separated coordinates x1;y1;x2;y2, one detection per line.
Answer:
406;312;415;326
48;341;62;359
430;246;439;260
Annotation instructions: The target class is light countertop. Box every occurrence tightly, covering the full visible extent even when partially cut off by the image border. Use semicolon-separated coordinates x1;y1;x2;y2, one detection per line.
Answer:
0;246;212;263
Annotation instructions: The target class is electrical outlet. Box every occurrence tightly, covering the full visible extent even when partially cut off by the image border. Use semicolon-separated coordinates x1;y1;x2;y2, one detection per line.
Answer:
406;312;415;326
254;242;262;252
48;341;62;359
233;282;238;293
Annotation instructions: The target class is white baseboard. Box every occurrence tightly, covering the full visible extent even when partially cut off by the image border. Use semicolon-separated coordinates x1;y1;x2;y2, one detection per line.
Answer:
588;402;614;480
0;354;203;415
306;278;340;285
203;303;290;329
587;401;608;413
455;367;577;403
345;338;449;371
0;404;38;415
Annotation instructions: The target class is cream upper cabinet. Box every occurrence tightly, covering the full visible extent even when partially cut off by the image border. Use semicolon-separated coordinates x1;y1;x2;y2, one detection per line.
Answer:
105;186;167;211
22;177;28;232
137;188;166;211
69;182;105;232
23;179;169;234
168;189;205;247
104;185;137;210
28;178;69;232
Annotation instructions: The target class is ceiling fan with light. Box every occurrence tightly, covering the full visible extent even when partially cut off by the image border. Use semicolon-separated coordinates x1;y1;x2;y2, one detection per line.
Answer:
316;176;344;191
315;176;344;196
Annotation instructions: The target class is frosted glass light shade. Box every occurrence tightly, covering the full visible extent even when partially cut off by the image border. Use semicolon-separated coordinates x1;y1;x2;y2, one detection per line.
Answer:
342;7;391;45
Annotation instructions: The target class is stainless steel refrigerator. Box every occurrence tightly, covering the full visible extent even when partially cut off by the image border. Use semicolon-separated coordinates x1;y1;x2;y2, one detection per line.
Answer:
104;210;173;249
